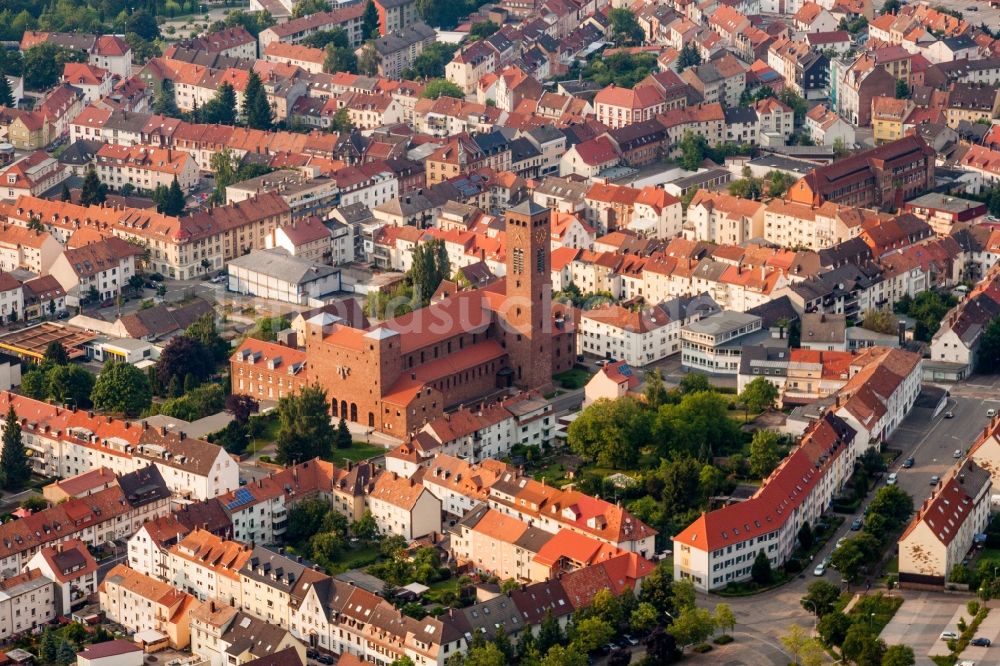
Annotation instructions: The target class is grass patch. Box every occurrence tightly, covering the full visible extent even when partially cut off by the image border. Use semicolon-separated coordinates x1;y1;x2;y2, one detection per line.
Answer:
325;544;380;574
847;593;903;636
328;442;386;463
553;367;593;389
423;577;461;605
715;569;790;596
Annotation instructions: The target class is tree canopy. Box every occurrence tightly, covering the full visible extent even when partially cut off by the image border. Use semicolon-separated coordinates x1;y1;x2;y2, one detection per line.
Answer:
420;78;464;100
275;384;335;464
1;406;30;490
567;397;650;468
90;361;152;417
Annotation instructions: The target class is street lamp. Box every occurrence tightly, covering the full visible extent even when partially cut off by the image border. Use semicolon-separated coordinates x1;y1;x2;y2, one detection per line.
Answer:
801;599;819;634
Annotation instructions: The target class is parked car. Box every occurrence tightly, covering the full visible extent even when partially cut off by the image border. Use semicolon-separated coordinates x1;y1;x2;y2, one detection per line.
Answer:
813;562;827;576
836;537;847;549
954;449;962;458
306;649;318;659
622;635;638;646
886;472;898;485
316;655;335;665
902;457;914;468
931;475;941;485
989;409;997;417
851;518;863;530
945;411;955;419
941;631;959;640
971;638;992;647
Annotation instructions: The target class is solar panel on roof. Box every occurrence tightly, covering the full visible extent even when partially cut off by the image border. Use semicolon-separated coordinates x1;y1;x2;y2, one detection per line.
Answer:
618;364;632;377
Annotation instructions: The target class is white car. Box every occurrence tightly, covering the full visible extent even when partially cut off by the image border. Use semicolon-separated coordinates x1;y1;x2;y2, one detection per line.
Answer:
886;472;898;485
813;562;827;576
941;631;959;640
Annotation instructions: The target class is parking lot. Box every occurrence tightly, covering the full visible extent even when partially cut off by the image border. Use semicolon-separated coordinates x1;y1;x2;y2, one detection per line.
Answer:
880;594;1000;665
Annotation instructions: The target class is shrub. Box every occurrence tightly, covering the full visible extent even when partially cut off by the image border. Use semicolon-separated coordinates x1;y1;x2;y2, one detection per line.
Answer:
260;455;272;463
784;558;803;574
692;643;713;654
968;600;981;616
713;635;734;645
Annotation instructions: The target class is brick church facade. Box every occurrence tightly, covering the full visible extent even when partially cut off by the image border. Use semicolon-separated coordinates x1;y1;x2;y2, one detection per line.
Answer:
237;200;576;438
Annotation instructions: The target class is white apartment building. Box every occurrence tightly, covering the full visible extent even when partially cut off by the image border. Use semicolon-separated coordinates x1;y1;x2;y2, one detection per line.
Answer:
681;311;768;375
366;473;441;541
165;530;251;606
899;459;991;584
49;237;142;307
0;569;56;638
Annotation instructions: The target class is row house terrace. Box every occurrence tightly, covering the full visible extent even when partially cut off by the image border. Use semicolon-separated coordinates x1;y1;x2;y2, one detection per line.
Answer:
100;564;199;649
486;473;656;556
0;392;237;499
674;411;857;590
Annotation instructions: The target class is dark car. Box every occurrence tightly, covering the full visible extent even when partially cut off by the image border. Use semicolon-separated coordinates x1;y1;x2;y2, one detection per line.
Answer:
902;457;914;468
306;649;318;659
851;518;863;530
971;637;992;647
316;655;335;665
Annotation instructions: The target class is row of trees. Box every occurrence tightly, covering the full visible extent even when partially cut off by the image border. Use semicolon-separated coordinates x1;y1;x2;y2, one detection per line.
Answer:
154;71;275;131
831;484;913;583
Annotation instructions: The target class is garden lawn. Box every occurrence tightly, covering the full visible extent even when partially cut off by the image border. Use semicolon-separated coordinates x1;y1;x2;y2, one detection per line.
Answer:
328;441;387;463
553;367;593;389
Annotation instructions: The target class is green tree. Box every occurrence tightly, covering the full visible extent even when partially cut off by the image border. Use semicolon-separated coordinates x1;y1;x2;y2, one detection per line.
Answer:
336;416;353;449
567;397;650;468
713;603;735;635
861;308;897;334
797;521;814;550
750;550;772;585
678;372;709;394
224;10;276;37
801;580;839;617
580;52;657;87
881;644;915;666
766;170;796;198
831;536;872;583
60;182;71;202
538;645;586;666
630;602;659;635
645;626;681;663
469;20;499;39
817;610;851;647
462;643;505;666
204;81;238;126
160;177;185;217
675;43;702;71
865;485;914;532
748;429;782;479
56;640;76;666
979;316;1000;373
421;78;464;99
644;368;669;410
46;365;95;407
609;8;644;46
655;390;737;460
678;130;709;170
91;361;152;417
44;341;69;366
20;367;48;400
126;9;160;40
242;70;273;130
156;335;214;392
668;606;715;646
285;497;330;546
275;384;335;464
357;42;380;76
895;79;910;99
303;28;350;49
330;107;353;132
881;0;901;12
739;376;779;416
324;45;358;74
0;72;13;108
362;0;380;38
536;611;563;654
186;313;230;363
23;43;78;90
409;238;450;304
390;657;415;666
728;175;763;200
0;406;30;490
353;509;379;540
842;625;884;665
153;79;180;117
39;630;57;664
79;166;107;206
570;616;614;654
403;42;458;79
209;147;237;205
293;0;331;17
